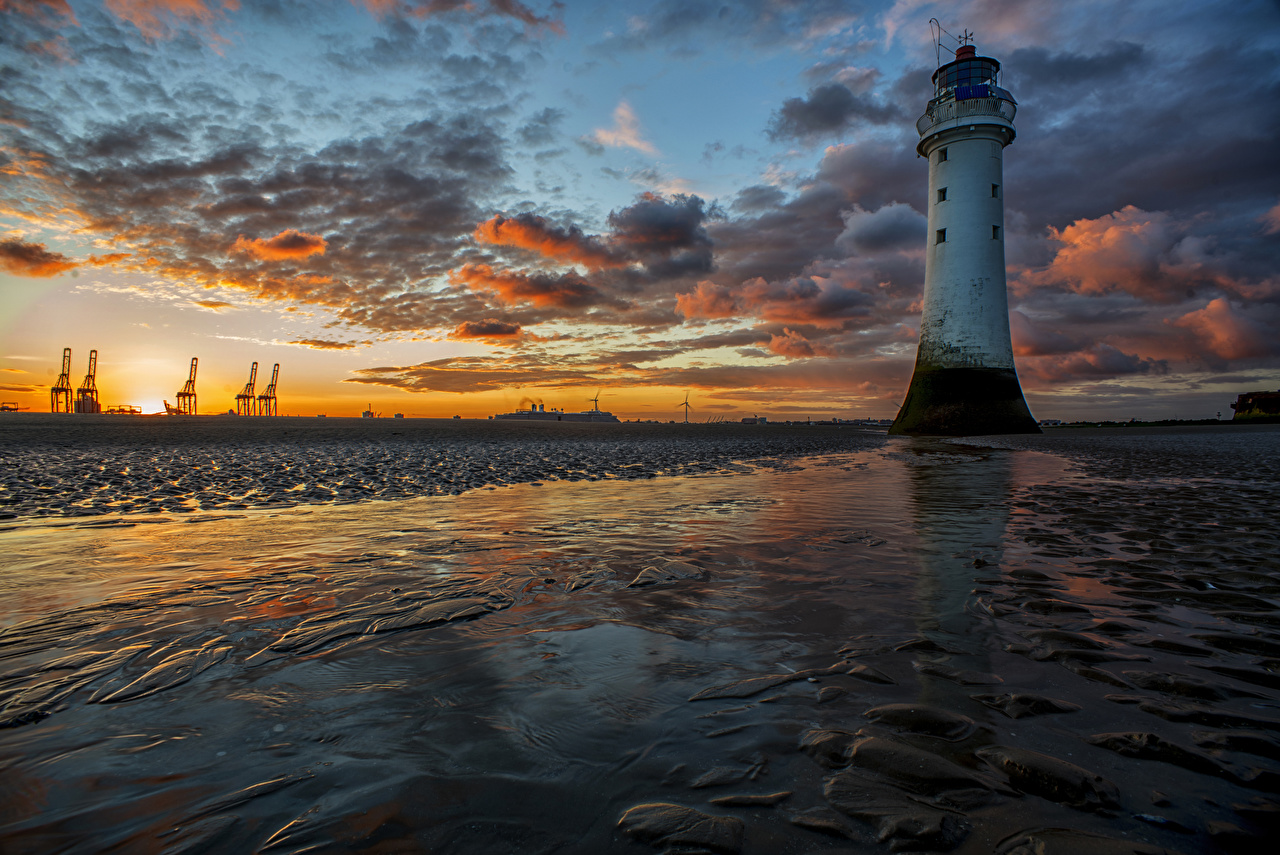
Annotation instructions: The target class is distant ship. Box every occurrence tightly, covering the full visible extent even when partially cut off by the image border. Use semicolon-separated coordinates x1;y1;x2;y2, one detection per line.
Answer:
494;402;620;423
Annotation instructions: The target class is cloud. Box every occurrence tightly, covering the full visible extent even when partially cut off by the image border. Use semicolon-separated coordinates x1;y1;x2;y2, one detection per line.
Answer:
474;213;621;269
769;328;825;359
1020;343;1169;387
191;299;237;311
348;354;600;394
677;275;876;329
836;203;925;254
1009;310;1079;357
517;107;566;147
232;229;328;261
767;83;901;142
359;0;564;34
676;281;740;320
289;338;368;350
450;263;618;310
471;193;717;292
452;318;522;338
1262;202;1280;236
103;0;235;42
1171;298;1280;362
606;192;715;276
589;101;657;155
2;0;76;26
0;238;78;277
1020;207;1218;303
1009;41;1147;94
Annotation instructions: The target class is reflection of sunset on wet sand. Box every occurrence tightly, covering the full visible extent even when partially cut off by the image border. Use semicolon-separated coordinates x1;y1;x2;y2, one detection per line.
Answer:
2;421;1278;851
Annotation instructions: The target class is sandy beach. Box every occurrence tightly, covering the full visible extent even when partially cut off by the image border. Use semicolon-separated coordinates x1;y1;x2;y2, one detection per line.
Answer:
1;420;1277;853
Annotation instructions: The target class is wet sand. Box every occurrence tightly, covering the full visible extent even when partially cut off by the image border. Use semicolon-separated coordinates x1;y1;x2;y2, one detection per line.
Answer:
0;415;876;518
1;421;1277;853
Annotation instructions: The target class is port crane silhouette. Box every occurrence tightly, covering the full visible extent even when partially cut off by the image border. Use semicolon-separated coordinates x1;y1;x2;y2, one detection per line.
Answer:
175;357;198;415
51;347;73;413
74;350;100;413
235;362;258;416
257;363;280;416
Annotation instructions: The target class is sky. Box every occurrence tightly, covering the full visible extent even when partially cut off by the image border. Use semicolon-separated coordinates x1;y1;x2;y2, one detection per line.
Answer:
1;0;1278;420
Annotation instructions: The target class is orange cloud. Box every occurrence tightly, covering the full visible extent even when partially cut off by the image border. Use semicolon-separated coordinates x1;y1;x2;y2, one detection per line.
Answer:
768;328;825;359
1;0;77;25
0;238;77;277
232;229;328;261
104;0;237;41
453;318;522;339
87;251;132;266
191;299;236;311
289;338;368;350
450;263;614;310
1171;297;1278;361
474;214;620;269
676;280;741;319
676;276;874;330
1020;206;1214;303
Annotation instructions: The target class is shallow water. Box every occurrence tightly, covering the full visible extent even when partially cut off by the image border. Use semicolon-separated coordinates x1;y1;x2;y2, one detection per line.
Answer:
1;424;1278;853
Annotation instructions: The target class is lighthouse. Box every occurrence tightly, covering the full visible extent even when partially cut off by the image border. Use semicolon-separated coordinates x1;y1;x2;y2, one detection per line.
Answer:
890;40;1039;436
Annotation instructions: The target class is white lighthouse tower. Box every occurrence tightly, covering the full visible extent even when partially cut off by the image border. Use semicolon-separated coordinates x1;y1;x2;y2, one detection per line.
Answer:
890;37;1039;436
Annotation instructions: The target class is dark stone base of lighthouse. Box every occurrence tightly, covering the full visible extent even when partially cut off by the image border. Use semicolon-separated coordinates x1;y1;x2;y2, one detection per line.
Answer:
889;366;1041;436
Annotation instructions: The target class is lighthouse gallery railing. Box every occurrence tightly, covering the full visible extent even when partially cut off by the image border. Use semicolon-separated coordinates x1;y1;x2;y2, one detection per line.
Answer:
917;97;1016;135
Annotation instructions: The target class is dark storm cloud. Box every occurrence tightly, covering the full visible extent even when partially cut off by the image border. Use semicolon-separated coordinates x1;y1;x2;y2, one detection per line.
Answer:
767;83;903;142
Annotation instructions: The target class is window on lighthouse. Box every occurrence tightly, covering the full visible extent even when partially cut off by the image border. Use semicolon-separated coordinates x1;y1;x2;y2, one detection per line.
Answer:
992;184;1000;198
993;226;1001;240
939;148;948;162
937;188;947;202
936;229;947;244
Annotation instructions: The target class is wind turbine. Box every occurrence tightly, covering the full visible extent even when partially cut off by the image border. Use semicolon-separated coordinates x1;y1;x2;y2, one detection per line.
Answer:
587;389;602;412
679;392;692;423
